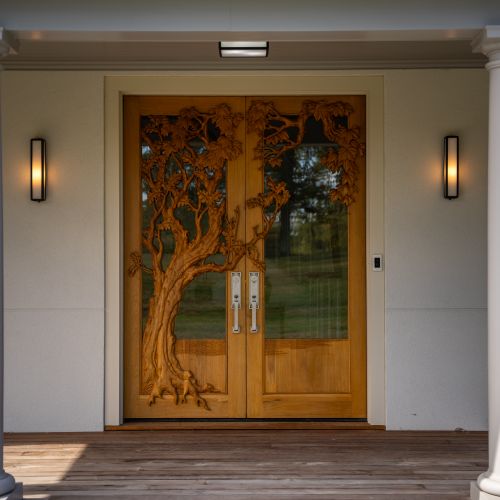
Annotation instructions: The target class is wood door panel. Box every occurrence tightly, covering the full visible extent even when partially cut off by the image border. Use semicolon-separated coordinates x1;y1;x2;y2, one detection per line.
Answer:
124;96;247;419
127;340;228;418
124;95;366;420
265;339;350;394
245;95;366;419
175;340;227;394
261;394;355;418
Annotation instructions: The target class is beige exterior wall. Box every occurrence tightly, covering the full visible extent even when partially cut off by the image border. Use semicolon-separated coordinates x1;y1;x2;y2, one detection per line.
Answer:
2;72;105;431
0;69;488;431
385;70;488;429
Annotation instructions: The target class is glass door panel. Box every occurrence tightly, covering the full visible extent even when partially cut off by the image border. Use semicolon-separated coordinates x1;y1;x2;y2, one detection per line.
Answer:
246;96;367;418
124;96;247;418
264;145;348;341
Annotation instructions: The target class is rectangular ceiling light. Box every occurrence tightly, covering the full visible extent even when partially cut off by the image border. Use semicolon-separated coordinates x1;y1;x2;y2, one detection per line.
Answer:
219;41;269;58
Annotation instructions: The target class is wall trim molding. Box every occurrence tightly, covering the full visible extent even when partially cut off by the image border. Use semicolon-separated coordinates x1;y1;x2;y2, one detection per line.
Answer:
103;71;386;426
3;59;485;71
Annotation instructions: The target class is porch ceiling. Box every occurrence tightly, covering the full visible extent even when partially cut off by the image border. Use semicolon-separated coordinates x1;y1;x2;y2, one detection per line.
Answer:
0;30;487;70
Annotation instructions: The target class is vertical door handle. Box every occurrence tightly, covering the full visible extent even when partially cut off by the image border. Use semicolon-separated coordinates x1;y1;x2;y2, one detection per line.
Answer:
231;272;241;333
249;272;260;333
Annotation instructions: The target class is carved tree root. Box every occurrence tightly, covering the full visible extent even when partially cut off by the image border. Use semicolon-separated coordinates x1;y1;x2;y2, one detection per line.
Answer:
142;315;218;409
147;369;218;409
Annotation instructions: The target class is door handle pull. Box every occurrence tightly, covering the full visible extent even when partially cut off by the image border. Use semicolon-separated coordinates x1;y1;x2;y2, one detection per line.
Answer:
231;272;241;333
249;272;260;333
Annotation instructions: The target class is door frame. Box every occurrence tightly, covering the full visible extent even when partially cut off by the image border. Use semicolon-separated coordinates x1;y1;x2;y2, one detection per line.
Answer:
104;71;385;426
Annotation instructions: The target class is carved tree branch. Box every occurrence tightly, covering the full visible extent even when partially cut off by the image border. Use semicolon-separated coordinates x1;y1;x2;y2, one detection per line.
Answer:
247;99;365;206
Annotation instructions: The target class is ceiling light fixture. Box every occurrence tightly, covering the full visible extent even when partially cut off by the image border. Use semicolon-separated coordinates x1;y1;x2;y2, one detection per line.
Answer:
219;41;269;58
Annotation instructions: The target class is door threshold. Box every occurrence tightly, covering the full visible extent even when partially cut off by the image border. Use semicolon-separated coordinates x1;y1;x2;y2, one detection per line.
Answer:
106;419;385;431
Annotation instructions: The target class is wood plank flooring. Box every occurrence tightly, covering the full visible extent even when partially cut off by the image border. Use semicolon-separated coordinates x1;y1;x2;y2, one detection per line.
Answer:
4;430;487;499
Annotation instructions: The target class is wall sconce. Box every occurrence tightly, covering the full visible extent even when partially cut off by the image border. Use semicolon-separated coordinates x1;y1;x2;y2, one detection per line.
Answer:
219;41;269;58
31;138;47;202
443;136;459;199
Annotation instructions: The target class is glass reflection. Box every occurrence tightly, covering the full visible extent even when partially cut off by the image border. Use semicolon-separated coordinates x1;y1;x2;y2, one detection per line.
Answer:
264;143;348;340
140;115;227;340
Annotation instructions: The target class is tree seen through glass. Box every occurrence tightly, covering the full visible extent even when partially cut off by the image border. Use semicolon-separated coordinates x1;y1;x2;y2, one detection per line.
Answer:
264;143;348;340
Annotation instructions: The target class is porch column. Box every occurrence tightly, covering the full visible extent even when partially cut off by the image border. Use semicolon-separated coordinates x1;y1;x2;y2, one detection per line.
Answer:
472;26;500;500
0;68;16;496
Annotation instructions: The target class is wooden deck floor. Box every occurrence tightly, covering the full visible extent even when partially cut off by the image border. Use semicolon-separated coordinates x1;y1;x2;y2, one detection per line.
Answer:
4;430;487;499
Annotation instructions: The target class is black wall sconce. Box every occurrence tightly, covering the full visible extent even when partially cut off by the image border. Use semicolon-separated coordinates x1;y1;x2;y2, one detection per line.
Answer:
31;138;47;202
444;136;459;199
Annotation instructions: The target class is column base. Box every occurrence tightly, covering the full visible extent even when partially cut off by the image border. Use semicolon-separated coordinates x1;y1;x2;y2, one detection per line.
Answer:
0;483;22;500
0;473;15;498
472;481;500;499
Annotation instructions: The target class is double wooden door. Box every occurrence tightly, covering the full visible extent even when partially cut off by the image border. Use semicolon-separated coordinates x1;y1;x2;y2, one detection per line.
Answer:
124;96;366;419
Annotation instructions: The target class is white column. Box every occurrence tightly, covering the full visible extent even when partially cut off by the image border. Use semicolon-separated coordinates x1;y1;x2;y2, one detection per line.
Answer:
0;69;16;497
0;29;21;499
472;26;500;500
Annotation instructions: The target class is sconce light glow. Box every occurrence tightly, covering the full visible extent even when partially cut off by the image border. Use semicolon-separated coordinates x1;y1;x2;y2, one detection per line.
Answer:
444;136;459;199
31;138;46;202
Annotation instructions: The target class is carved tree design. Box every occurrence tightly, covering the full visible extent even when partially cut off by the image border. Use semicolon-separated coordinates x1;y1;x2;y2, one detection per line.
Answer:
128;104;289;409
247;100;365;206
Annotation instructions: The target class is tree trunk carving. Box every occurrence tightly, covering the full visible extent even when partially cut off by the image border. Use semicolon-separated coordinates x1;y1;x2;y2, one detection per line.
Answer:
128;104;289;409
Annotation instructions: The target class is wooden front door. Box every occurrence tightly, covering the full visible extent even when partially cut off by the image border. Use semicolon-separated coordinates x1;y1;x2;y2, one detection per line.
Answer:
124;95;366;419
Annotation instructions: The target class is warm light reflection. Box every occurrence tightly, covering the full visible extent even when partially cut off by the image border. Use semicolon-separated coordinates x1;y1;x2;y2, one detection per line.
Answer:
447;164;457;183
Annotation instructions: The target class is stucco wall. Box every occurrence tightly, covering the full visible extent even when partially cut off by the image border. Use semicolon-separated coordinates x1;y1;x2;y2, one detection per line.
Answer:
384;70;488;429
0;69;488;431
2;72;105;431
